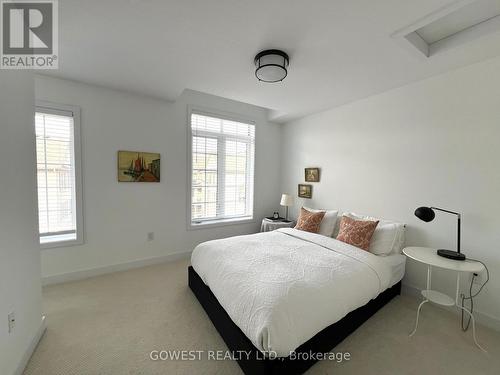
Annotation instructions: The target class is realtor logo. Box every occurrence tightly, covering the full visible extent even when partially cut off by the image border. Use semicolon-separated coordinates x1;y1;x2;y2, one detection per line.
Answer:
1;0;58;69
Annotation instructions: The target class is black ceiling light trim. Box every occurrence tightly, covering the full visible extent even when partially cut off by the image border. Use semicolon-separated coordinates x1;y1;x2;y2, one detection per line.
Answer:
254;49;289;83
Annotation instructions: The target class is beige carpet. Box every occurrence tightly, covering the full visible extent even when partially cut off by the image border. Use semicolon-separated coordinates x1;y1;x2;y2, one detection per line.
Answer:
25;258;500;375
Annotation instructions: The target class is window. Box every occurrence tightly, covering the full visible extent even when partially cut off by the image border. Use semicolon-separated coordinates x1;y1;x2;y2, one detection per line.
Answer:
189;110;255;227
35;102;83;247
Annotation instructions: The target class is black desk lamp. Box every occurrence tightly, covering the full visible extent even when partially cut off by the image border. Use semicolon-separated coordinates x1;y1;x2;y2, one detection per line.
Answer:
414;206;466;261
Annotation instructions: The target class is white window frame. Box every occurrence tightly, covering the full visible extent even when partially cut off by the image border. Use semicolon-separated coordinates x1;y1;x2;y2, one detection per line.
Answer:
36;100;84;249
187;106;256;230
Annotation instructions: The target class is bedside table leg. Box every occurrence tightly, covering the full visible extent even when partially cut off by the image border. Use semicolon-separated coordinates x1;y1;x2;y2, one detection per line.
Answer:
455;272;460;305
409;299;428;337
455;272;486;352
457;304;487;352
410;264;432;337
427;265;432;290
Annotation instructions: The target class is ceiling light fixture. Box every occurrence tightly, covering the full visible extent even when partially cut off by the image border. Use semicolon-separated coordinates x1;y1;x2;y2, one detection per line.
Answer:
254;49;289;83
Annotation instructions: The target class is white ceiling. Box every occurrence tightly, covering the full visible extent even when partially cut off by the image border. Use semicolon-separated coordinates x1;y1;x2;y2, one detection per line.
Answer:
47;0;500;123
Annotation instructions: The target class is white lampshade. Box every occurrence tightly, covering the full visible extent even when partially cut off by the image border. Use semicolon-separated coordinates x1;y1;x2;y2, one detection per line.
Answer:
280;193;294;207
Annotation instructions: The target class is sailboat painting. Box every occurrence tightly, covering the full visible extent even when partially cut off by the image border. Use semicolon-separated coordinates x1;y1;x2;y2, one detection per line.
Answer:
118;151;161;182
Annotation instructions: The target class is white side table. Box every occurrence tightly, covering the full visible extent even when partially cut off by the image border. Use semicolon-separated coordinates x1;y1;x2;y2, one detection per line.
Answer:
403;247;486;351
260;218;295;232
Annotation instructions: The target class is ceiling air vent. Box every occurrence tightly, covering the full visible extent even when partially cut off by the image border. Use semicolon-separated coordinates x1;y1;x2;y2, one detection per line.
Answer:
393;0;500;58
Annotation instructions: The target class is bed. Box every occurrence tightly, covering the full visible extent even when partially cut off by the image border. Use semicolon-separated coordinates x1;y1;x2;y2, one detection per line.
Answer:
189;227;405;374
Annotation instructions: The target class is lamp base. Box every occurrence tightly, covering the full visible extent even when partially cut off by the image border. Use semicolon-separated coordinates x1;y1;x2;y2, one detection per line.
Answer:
437;249;466;261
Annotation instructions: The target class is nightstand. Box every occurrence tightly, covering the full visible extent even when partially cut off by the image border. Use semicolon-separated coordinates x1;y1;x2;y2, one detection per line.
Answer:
403;247;486;351
260;218;295;232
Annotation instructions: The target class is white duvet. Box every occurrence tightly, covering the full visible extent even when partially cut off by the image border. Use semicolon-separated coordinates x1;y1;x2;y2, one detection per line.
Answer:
191;228;392;357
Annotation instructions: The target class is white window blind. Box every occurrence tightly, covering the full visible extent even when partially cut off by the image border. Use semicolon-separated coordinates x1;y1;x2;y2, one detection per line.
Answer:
35;107;81;245
190;112;255;225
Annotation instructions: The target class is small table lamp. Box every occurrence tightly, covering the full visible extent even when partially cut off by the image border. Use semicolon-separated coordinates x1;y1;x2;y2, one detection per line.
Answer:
280;194;294;222
414;206;466;261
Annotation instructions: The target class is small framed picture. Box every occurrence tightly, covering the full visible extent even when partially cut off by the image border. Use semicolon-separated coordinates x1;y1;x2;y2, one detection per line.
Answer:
118;151;161;182
298;184;312;199
305;167;320;182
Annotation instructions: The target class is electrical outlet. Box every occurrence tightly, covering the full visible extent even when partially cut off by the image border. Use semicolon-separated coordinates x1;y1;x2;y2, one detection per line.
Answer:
7;312;15;333
147;232;154;242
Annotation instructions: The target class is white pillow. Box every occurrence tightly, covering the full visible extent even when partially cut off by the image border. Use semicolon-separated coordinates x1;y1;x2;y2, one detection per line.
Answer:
303;207;339;237
343;212;406;255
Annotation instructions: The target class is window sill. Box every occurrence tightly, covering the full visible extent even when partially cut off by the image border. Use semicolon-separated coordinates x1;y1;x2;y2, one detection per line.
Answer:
40;234;84;250
188;216;255;230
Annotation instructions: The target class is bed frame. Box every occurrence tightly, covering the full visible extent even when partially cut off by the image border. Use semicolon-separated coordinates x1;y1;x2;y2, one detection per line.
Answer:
188;266;401;374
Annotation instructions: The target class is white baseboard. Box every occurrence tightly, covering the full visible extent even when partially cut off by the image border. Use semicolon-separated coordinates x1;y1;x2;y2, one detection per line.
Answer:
401;282;500;332
15;315;46;375
42;251;192;286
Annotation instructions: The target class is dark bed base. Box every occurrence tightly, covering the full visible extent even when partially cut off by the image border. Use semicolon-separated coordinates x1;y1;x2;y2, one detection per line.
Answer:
188;266;401;375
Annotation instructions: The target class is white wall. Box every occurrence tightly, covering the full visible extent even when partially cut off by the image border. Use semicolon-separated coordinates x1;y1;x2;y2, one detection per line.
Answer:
281;56;500;327
35;77;282;280
0;72;43;375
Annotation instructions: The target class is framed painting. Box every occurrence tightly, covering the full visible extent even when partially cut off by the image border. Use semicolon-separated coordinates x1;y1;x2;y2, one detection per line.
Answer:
305;167;320;182
118;151;160;182
298;184;312;198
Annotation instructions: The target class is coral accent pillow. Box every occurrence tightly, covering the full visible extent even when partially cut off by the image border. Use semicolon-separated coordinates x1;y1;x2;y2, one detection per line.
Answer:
336;216;379;251
294;207;326;234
